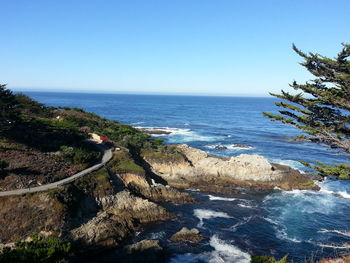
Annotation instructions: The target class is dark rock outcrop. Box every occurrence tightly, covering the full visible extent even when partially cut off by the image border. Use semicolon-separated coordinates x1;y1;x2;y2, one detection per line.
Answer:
169;227;204;243
214;145;228;150
138;128;171;135
123;240;165;263
117;170;195;203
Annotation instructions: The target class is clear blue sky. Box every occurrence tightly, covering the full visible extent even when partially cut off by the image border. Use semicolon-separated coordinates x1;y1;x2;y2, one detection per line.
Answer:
1;0;349;96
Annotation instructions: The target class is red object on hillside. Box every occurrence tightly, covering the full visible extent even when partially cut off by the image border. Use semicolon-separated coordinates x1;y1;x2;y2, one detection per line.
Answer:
100;136;109;142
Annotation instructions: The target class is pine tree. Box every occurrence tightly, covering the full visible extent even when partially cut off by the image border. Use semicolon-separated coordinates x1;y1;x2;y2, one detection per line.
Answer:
264;44;350;179
0;84;18;132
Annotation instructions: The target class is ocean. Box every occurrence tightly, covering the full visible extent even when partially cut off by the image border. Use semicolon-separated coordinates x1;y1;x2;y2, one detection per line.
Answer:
23;91;350;262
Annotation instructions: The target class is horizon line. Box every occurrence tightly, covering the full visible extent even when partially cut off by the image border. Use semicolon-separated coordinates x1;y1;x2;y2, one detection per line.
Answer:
12;87;272;98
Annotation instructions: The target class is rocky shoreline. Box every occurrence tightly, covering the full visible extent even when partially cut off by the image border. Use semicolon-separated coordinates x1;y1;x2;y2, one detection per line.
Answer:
0;143;321;262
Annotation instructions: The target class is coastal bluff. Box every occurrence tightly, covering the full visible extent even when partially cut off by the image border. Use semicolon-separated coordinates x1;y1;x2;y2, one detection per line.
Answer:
143;144;319;193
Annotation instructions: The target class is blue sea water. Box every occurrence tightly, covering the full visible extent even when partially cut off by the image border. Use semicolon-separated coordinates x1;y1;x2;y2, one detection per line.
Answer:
23;91;350;262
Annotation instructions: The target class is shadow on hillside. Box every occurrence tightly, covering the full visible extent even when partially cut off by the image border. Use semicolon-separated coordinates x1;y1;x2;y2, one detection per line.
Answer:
9;167;41;176
131;152;168;186
6;118;85;152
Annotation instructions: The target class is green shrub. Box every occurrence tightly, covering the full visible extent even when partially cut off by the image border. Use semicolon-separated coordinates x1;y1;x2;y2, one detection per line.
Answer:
141;145;185;164
108;150;144;174
251;255;288;263
0;159;8;170
301;161;350;179
59;145;100;167
15;93;51;117
0;159;8;176
0;234;71;263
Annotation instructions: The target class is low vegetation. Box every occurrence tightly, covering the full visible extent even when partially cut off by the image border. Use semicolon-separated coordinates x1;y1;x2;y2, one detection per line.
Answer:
108;150;145;174
301;161;350;179
0;234;71;263
0;85;169;189
251;254;288;263
141;145;185;163
75;167;114;197
0;159;8;176
57;145;100;168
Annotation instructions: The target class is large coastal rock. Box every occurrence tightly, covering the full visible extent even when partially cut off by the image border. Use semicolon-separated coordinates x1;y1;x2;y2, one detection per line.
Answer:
144;144;319;192
71;190;174;247
117;172;195;203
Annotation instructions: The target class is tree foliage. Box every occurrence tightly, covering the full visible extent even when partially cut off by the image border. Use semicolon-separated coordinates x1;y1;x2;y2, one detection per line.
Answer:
0;84;18;132
0;159;8;177
264;43;350;179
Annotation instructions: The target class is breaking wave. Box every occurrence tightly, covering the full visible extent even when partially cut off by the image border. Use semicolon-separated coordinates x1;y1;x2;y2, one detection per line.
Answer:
262;178;350;246
136;126;222;143
169;235;251;263
209;235;251;263
194;209;232;227
205;144;253;150
207;195;237;201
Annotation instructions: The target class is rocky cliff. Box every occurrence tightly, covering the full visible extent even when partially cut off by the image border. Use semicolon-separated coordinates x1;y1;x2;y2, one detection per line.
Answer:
0;149;192;250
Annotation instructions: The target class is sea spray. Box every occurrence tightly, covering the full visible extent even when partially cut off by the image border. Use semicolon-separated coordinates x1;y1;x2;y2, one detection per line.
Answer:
169;236;251;263
207;195;237;201
209;235;251;263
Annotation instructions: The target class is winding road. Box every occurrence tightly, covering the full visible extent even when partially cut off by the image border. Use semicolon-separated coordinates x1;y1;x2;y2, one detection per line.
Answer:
0;143;113;197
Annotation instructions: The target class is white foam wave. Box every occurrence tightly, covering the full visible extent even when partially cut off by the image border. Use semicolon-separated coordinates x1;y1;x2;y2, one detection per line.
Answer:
148;231;166;240
229;216;253;232
262;216;303;243
237;203;256;209
132;121;145;125
194;209;232;227
207;195;236;201
319;188;350;199
205;144;253;150
209;235;251;263
135;126;190;135
169;236;251;263
262;216;279;226
318;243;350;249
318;229;350;237
338;191;350;199
262;179;350;245
187;188;201;192
136;126;220;142
275;227;302;243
